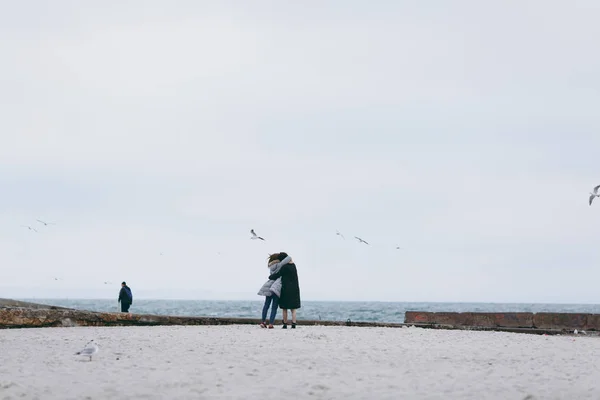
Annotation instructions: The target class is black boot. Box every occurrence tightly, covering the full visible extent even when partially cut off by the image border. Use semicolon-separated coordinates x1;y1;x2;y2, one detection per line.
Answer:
291;322;297;329
282;322;288;329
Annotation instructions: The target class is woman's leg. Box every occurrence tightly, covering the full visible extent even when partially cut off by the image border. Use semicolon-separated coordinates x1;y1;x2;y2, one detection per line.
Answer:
261;296;272;324
268;295;280;326
291;309;297;328
282;309;289;328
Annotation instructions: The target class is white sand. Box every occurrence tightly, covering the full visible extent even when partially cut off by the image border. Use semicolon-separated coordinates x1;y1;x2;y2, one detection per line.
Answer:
0;325;598;399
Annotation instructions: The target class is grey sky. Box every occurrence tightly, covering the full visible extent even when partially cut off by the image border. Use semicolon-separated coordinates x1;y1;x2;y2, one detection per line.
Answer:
1;1;599;303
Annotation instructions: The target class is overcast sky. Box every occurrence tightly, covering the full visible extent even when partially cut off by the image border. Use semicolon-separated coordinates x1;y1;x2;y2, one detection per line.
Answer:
1;0;599;303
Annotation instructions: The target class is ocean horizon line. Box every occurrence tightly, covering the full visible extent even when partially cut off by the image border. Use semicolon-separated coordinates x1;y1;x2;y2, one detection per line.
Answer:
14;298;600;306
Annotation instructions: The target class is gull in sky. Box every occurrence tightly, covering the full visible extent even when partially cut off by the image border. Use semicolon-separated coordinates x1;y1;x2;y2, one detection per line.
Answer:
21;225;37;232
75;340;99;361
336;230;345;239
36;219;55;226
250;229;265;241
354;236;369;245
589;184;600;205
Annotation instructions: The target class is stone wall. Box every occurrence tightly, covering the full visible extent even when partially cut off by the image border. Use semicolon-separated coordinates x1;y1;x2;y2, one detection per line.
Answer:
0;305;404;329
405;311;600;331
3;298;596;333
0;298;71;310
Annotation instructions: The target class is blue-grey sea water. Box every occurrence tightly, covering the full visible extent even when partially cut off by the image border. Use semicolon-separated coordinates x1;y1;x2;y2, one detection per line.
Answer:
20;299;600;323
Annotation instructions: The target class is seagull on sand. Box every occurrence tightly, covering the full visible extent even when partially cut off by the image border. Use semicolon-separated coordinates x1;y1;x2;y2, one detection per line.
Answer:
36;219;55;226
336;230;345;239
589;184;600;205
250;229;265;241
354;236;369;245
21;225;37;232
75;340;99;361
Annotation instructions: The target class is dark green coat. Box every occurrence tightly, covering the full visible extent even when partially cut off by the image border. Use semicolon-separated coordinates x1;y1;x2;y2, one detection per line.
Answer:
269;262;301;310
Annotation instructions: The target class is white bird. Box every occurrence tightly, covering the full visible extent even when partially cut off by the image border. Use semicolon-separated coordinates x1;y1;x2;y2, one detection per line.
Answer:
250;229;265;241
36;219;55;226
354;236;369;245
574;329;579;335
21;225;37;232
103;281;112;285
75;340;99;361
396;246;402;250
336;230;345;239
589;184;600;205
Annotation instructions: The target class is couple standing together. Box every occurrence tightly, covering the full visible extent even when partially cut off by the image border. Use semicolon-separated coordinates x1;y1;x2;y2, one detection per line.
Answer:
257;252;301;329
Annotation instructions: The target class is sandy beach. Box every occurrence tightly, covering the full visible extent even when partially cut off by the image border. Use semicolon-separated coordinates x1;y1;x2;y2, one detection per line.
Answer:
0;325;598;400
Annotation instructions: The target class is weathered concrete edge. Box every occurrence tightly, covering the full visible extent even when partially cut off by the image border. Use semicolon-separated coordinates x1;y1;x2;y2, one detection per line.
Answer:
405;311;600;333
0;299;593;335
0;306;584;335
0;306;406;329
0;298;72;310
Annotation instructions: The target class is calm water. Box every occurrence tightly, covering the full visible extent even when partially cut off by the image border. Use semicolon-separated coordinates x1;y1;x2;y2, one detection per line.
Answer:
20;299;600;323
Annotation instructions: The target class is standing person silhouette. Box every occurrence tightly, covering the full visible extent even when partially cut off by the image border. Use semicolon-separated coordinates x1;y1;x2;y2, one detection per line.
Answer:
268;252;301;329
118;281;133;313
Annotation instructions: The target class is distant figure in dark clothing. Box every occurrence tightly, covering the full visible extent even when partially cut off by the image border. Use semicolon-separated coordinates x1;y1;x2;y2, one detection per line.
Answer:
268;252;301;329
118;282;133;313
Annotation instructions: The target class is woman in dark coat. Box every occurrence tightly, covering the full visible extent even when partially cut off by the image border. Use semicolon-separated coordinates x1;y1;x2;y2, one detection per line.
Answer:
268;252;301;329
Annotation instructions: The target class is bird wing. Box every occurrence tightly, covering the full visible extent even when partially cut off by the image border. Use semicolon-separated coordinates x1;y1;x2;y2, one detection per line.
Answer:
594;184;600;194
258;237;265;241
590;194;596;205
36;219;45;225
77;346;97;355
250;229;257;237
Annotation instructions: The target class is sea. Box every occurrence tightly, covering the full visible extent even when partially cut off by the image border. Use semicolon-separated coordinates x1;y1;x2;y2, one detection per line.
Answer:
19;299;600;324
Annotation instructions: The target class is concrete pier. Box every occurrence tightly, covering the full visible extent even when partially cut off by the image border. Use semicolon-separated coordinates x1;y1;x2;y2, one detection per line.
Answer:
405;311;599;332
2;299;598;334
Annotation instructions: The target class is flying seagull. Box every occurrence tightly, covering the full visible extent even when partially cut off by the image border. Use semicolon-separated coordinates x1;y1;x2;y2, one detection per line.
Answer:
354;236;369;245
336;230;345;239
589;184;600;205
250;229;265;241
75;340;99;361
21;225;37;232
36;219;55;226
